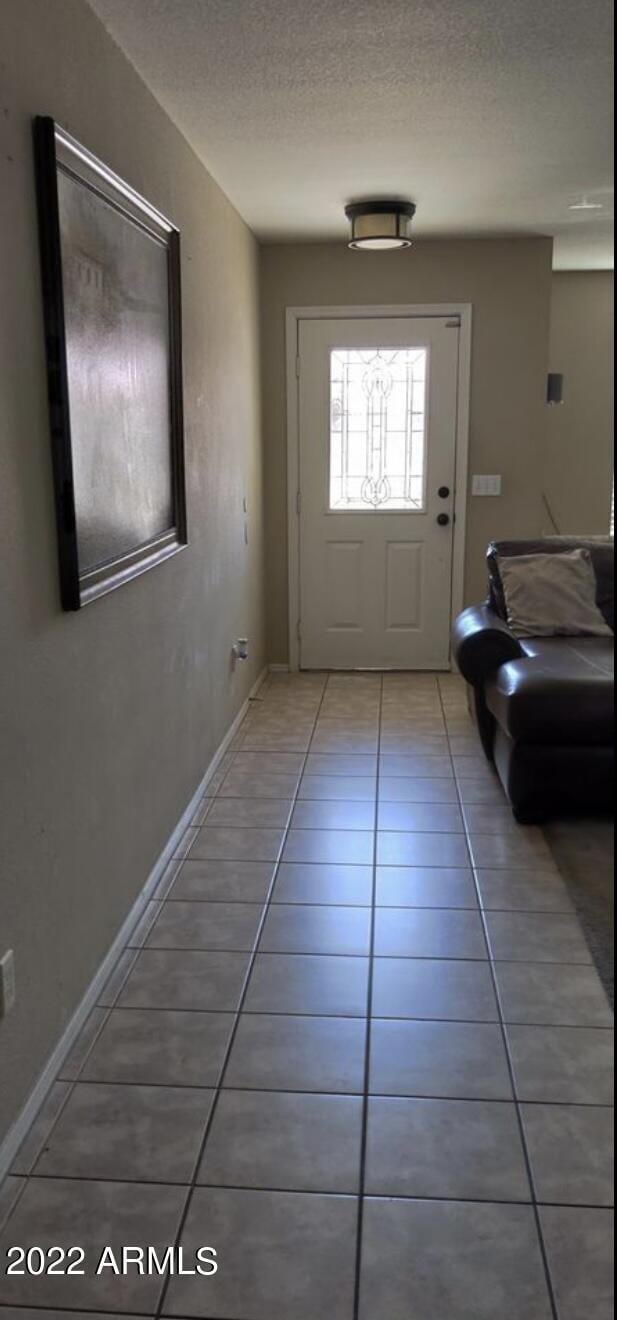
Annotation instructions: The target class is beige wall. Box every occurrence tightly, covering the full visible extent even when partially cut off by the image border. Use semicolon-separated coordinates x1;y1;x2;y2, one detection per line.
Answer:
544;272;614;534
260;239;553;663
0;0;266;1142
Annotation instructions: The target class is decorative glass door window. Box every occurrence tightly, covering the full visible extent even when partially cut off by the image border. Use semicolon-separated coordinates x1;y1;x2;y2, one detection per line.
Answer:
329;347;427;510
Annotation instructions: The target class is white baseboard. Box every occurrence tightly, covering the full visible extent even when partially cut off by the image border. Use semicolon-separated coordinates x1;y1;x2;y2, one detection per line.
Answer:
0;666;268;1184
268;663;290;673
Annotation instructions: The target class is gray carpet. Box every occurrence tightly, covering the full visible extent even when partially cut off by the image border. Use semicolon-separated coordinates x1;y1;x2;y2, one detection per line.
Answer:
545;816;614;1006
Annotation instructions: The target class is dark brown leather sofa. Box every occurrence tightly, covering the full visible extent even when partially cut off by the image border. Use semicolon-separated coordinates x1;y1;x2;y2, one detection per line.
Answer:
452;537;614;822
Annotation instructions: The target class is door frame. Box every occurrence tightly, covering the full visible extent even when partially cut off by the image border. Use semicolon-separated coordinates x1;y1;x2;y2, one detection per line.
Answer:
285;303;472;672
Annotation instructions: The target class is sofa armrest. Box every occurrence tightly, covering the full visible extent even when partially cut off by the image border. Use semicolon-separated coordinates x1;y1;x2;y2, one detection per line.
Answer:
452;604;524;686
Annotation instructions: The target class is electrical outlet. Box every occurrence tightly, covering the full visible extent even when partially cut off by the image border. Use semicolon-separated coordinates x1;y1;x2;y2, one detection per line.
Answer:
472;474;502;496
0;950;16;1019
233;638;249;662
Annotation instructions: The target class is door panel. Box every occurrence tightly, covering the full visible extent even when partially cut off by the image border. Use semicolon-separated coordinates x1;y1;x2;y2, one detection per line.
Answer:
385;541;423;631
298;316;458;669
325;541;363;629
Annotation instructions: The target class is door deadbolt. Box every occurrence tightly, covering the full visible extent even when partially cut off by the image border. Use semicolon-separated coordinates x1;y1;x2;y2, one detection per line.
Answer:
436;513;450;526
438;485;450;498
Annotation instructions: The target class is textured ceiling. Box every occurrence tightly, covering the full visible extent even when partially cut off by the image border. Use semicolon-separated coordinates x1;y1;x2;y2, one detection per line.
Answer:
90;0;614;268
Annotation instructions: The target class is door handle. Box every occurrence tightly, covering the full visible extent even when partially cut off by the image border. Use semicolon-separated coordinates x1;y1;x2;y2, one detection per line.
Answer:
436;513;450;526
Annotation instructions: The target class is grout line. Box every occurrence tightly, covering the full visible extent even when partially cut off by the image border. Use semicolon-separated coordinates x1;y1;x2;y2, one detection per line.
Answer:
177;857;472;868
0;1304;155;1318
440;680;561;1320
352;671;383;1320
70;1001;614;1030
152;673;333;1319
44;1076;617;1106
0;1303;268;1320
119;945;599;966
9;1168;614;1210
161;896;574;914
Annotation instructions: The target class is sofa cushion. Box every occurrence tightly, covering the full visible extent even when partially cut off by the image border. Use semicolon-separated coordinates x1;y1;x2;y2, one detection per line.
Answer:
496;548;613;638
485;637;614;745
487;537;614;630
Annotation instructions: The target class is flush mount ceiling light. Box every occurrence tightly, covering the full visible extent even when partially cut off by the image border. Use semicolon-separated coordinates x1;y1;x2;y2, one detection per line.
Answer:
345;200;416;250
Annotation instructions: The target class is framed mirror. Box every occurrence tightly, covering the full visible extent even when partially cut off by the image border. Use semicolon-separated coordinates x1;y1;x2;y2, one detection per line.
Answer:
34;117;187;609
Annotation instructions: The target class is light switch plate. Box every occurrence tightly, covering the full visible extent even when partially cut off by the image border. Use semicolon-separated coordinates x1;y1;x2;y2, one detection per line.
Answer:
472;474;502;496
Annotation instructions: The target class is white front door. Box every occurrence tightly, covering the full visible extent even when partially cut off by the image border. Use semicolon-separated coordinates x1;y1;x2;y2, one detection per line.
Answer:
297;316;459;669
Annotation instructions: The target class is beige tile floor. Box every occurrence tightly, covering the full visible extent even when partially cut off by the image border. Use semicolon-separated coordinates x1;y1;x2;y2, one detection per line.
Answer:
0;671;613;1320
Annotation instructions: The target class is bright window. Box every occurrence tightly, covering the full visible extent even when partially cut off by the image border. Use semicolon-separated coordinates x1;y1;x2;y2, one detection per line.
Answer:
329;347;427;511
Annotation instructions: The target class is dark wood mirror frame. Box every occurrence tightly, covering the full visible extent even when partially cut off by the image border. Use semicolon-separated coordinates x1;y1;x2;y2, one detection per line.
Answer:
33;116;187;609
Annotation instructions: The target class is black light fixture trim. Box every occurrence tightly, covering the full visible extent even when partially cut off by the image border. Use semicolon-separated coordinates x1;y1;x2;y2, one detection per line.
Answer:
345;199;416;250
547;372;565;405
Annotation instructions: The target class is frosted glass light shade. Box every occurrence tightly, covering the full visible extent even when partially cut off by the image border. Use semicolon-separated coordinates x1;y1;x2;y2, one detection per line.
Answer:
345;200;416;249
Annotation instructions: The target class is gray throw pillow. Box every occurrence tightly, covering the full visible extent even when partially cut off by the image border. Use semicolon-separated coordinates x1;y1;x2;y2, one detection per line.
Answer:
497;548;613;638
